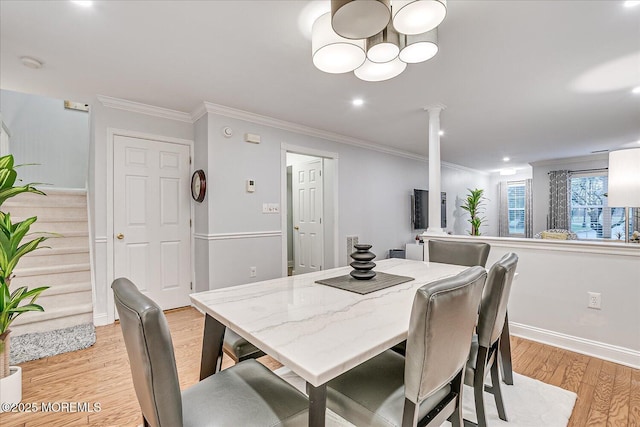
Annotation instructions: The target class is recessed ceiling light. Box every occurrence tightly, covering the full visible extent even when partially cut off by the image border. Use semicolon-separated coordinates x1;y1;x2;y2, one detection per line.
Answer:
439;130;444;136
624;0;640;7
20;56;43;69
503;157;510;162
352;98;364;106
71;1;93;7
632;86;640;94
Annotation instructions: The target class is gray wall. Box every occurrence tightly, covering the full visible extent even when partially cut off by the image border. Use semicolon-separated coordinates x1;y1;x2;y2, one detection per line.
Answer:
197;112;495;291
0;89;89;188
201;112;429;289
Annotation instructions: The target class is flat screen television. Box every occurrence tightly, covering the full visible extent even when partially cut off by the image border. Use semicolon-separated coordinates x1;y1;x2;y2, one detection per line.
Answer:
412;189;446;229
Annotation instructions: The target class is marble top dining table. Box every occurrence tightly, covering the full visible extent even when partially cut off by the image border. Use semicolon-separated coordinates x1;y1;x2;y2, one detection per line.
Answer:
190;258;468;426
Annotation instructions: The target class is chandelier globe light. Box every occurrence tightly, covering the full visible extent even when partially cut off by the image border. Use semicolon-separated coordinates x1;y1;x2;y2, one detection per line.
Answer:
312;12;366;74
354;57;407;82
331;0;391;39
392;0;447;35
311;0;447;80
399;28;438;63
366;22;401;63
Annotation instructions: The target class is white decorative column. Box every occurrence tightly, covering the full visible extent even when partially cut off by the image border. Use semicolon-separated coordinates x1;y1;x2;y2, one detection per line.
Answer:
425;104;447;236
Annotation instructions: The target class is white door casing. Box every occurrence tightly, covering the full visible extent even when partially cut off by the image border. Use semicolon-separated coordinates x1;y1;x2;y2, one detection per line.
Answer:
113;135;191;309
292;159;324;274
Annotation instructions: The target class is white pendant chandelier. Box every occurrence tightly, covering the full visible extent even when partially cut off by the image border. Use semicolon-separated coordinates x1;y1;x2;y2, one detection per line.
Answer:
312;0;447;81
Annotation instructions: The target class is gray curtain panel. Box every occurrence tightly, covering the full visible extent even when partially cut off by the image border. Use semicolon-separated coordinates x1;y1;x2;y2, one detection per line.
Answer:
525;179;533;238
549;170;570;230
498;181;509;237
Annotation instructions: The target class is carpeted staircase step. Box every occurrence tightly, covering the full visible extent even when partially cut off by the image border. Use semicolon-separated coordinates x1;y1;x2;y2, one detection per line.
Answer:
27;233;90;249
19;247;89;268
12;263;91;287
4;206;88;221
3;190;87;207
3;189;94;341
26;220;88;234
34;282;93;312
10;303;94;336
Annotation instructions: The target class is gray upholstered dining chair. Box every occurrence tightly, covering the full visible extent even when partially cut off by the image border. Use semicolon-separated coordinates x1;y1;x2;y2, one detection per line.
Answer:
326;266;487;427
427;239;515;387
392;239;491;357
427;239;491;267
223;329;265;363
112;278;308;427
465;252;518;427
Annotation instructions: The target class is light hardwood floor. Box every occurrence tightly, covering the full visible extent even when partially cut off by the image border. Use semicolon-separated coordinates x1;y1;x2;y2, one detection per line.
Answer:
1;307;638;426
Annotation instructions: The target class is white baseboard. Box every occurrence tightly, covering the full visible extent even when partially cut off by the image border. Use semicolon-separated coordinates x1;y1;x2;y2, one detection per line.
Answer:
510;322;640;369
93;313;110;327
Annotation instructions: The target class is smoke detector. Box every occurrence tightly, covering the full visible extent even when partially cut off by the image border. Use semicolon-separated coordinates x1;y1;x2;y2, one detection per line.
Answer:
20;57;43;69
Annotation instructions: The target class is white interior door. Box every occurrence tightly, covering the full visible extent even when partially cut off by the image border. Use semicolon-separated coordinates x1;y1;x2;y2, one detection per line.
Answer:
113;135;191;309
292;159;324;274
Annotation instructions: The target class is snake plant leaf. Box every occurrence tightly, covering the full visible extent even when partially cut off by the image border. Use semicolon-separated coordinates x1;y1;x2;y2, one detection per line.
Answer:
8;304;45;315
9;286;27;301
8;216;38;252
4;236;47;279
18;286;48;304
0;184;46;206
0;281;8;310
0;155;14;170
0;168;17;191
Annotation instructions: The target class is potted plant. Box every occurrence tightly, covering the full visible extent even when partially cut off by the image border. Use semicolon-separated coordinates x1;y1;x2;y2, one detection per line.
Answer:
0;154;48;404
461;188;486;236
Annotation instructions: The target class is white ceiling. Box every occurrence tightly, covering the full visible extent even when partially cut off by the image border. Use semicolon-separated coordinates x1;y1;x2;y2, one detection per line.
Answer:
1;0;639;172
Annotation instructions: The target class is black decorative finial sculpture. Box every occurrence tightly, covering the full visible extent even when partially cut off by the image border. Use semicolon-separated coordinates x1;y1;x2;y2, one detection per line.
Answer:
350;244;376;280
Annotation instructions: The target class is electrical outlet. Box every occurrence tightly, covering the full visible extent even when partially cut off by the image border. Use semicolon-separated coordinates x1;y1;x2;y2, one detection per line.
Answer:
262;203;280;214
588;292;601;309
250;266;257;278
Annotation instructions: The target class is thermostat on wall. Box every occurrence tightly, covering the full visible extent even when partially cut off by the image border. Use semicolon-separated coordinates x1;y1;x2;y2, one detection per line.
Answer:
246;179;256;192
245;133;261;144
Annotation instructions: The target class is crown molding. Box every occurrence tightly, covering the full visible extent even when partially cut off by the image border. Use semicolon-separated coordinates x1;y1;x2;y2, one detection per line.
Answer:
530;152;609;167
195;101;427;162
96;95;193;123
95;95;489;170
191;103;208;122
440;160;490;176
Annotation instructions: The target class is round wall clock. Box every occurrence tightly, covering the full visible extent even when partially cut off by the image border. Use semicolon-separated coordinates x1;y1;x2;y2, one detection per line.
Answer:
191;169;206;202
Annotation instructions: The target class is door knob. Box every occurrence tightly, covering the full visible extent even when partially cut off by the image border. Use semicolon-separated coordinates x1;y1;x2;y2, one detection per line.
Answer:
116;233;125;240
294;226;299;230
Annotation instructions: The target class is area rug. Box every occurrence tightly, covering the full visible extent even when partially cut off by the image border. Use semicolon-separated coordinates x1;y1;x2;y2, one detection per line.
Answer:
10;323;96;364
275;367;577;427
